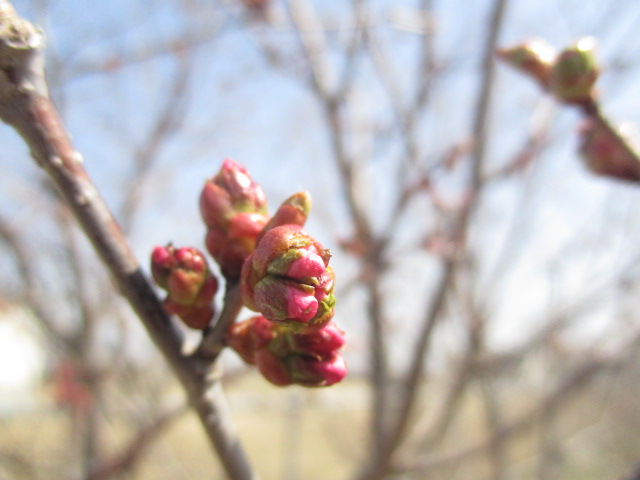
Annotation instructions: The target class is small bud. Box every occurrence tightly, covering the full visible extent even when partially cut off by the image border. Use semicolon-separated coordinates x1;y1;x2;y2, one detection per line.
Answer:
255;349;294;386
227;318;347;387
241;225;336;332
150;245;218;330
578;119;640;182
200;159;267;228
496;39;556;87
199;159;269;280
293;322;346;356
550;37;599;105
287;353;347;387
163;300;215;330
259;191;312;243
150;246;175;289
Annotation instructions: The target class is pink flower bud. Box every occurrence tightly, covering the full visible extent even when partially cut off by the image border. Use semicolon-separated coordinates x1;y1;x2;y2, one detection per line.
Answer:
241;225;336;332
199;159;267;229
496;39;556;87
286;247;326;280
226;316;276;364
150;246;175;289
258;191;311;243
254;349;293;386
227;318;347;387
550;37;599;105
150;245;218;330
200;159;269;280
293;322;345;355
287;353;347;387
163;301;215;330
253;278;318;324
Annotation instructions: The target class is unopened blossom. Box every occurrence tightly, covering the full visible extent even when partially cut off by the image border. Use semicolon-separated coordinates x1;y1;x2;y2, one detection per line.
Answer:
496;39;556;87
578;119;640;183
549;37;599;105
227;316;347;387
241;224;336;333
199;159;269;280
258;191;311;243
151;245;218;330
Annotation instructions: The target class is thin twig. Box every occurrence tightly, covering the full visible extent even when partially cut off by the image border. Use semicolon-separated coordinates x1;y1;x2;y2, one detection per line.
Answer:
86;405;187;480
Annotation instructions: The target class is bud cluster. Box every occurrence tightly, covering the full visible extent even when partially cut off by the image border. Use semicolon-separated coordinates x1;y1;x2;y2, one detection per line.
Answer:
151;245;218;330
150;158;346;387
227;316;347;387
498;37;640;185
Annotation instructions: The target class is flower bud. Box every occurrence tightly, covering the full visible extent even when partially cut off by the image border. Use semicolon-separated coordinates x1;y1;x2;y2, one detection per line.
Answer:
226;315;276;363
200;159;269;280
258;191;312;243
241;225;336;332
150;245;218;330
226;318;347;387
286;353;347;387
549;37;599;105
496;39;556;87
293;322;346;356
578;119;640;182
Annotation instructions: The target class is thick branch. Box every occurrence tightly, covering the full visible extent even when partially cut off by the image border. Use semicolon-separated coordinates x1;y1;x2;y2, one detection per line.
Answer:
0;4;257;480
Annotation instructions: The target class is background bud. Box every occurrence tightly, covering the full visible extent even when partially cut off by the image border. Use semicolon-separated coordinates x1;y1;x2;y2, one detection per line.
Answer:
549;37;599;105
578;119;640;182
496;39;556;87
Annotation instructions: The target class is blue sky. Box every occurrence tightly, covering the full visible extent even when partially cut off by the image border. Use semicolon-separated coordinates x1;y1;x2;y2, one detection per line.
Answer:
3;0;640;381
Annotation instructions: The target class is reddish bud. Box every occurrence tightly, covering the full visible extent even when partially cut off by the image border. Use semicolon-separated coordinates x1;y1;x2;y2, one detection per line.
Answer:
227;318;347;387
200;159;269;280
255;349;293;386
293;322;346;356
241;225;336;332
226;315;276;363
150;245;218;330
287;353;347;387
258;191;312;243
578;119;640;182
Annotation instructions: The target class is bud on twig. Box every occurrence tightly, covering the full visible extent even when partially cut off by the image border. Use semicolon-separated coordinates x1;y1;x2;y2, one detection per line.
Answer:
151;245;218;330
241;225;336;333
496;39;556;87
200;159;269;281
227;316;347;387
258;191;311;243
578;118;640;182
549;37;599;105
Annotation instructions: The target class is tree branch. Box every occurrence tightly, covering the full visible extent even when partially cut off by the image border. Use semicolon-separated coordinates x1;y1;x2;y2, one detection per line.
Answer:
0;3;257;479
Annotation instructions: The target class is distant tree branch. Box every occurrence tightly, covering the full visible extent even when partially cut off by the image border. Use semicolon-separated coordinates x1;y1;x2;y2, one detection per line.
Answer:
86;404;186;480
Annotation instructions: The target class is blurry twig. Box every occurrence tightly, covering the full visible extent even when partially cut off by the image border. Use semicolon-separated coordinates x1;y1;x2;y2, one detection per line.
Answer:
286;0;390;462
0;214;72;350
617;462;640;480
86;404;187;480
394;354;621;476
